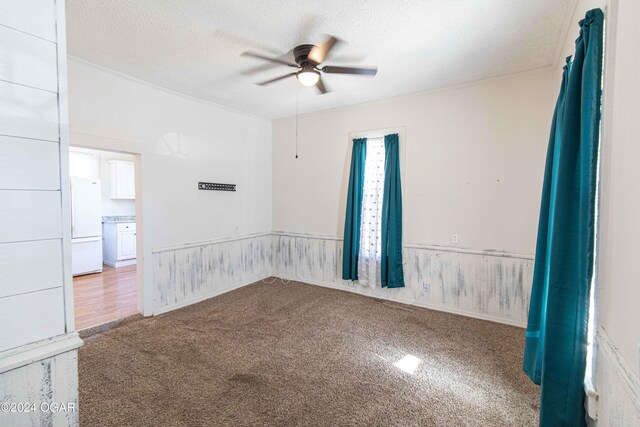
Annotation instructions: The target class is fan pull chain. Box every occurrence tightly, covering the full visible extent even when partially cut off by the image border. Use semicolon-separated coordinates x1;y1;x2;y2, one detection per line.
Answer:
295;82;299;159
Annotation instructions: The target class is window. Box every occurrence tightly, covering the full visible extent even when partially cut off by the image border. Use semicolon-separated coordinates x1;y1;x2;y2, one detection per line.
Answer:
358;136;385;288
343;129;404;288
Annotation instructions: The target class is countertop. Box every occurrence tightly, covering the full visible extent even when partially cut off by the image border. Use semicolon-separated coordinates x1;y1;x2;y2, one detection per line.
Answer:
102;215;136;224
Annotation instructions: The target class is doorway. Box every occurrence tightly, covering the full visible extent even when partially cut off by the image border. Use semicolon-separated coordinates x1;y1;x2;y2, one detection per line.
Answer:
69;146;140;330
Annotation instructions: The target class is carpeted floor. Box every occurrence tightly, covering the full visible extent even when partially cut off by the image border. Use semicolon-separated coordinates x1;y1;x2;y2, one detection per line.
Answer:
78;278;540;426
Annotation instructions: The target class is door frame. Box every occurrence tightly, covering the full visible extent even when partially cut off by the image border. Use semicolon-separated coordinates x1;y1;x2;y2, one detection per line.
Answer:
69;131;152;318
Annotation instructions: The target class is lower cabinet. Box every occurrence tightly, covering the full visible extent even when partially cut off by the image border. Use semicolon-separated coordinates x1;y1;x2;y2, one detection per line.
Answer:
103;222;137;268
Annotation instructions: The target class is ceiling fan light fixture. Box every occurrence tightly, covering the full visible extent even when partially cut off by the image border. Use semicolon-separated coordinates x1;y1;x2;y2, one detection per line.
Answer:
296;69;320;87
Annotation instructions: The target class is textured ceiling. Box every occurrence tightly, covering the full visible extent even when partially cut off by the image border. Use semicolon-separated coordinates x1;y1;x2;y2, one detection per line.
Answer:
66;0;573;119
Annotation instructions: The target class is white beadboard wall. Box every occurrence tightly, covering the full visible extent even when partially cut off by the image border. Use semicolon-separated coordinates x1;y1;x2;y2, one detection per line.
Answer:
0;1;81;426
0;0;70;352
272;233;533;327
152;233;272;313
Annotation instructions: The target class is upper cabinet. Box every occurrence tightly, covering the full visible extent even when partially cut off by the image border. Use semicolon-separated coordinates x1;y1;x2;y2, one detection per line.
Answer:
110;160;135;199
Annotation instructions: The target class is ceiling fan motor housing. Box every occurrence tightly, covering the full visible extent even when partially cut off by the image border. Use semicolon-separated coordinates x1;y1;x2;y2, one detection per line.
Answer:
243;37;377;93
294;44;316;66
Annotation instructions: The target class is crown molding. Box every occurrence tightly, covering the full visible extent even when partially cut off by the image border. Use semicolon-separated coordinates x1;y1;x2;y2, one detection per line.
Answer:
67;56;271;123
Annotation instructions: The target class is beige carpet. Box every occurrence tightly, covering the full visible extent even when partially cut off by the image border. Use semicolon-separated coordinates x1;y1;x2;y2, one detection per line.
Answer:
78;278;540;426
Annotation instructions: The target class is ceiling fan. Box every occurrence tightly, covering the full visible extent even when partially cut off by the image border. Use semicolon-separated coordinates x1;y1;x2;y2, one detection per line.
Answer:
241;36;378;94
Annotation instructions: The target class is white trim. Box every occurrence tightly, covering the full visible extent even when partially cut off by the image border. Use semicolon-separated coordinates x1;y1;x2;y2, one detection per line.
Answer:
68;133;153;316
585;380;599;420
56;0;76;333
272;231;534;260
275;274;526;328
404;242;533;260
597;327;640;414
0;332;83;374
272;231;341;241
348;126;407;140
103;259;136;268
67;56;270;123
151;232;272;254
153;275;270;315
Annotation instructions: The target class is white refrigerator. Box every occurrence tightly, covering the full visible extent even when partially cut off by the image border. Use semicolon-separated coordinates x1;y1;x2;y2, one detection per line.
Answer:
71;177;103;276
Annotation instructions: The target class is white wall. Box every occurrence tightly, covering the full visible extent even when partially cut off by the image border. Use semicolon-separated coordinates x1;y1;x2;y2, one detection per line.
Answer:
573;0;640;423
271;69;556;325
0;1;82;425
273;70;556;255
67;58;273;314
68;59;272;247
595;0;640;381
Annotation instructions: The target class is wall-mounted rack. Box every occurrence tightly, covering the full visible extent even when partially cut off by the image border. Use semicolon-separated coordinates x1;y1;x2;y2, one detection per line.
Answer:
198;182;236;192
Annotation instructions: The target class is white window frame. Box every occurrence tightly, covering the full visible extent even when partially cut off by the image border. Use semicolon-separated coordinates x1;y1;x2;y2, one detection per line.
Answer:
348;127;408;247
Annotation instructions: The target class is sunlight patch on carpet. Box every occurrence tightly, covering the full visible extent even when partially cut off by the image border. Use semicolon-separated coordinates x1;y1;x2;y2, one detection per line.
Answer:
393;354;421;374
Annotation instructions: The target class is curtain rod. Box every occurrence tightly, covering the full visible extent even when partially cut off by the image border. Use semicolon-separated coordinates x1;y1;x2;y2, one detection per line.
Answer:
348;126;407;139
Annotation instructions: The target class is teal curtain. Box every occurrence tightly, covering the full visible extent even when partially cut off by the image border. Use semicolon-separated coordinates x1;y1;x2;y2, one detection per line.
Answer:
524;58;569;384
524;8;603;427
381;133;404;288
342;138;367;280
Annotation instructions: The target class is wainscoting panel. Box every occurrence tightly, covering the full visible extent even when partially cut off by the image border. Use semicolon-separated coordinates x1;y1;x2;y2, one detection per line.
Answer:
404;244;533;326
152;233;272;314
272;232;533;327
594;328;640;426
0;349;79;427
273;233;343;286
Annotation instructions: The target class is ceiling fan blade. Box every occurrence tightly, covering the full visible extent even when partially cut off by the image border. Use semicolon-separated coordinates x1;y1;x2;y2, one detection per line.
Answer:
316;77;329;94
308;35;340;64
256;72;297;86
241;50;295;75
241;62;286;76
241;51;298;68
321;65;377;76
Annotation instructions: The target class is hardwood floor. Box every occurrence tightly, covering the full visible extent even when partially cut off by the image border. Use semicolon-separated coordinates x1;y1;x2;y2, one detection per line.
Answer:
73;265;138;330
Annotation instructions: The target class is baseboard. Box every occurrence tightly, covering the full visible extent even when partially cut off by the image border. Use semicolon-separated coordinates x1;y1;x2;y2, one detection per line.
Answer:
103;258;136;268
275;274;526;328
153;274;271;316
0;332;84;374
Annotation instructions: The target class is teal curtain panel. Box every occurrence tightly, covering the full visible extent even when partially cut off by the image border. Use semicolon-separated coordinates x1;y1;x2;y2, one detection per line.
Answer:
342;138;367;280
381;133;405;288
523;8;604;427
524;57;571;386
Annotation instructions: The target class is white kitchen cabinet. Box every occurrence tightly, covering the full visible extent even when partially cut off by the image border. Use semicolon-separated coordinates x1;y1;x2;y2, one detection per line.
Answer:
109;160;135;199
103;222;137;267
117;226;136;260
